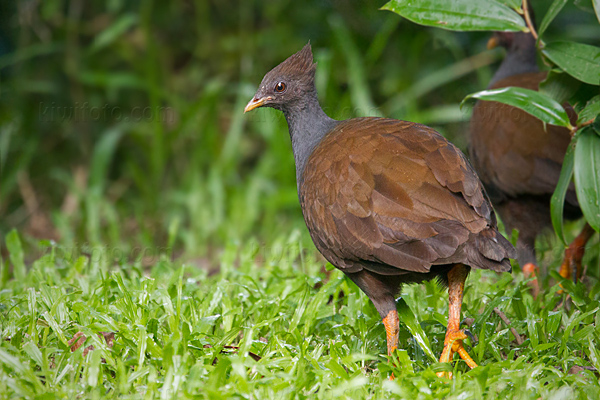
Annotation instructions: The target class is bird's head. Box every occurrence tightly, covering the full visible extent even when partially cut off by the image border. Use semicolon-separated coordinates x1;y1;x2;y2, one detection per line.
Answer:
244;42;317;114
487;31;536;52
487;8;536;53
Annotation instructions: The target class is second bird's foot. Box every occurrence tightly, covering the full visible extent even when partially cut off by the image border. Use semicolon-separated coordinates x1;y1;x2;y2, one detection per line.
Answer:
522;263;540;299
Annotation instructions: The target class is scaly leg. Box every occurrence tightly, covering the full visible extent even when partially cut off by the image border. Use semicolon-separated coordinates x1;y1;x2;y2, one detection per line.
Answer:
383;309;399;380
558;224;595;283
437;264;478;378
383;309;399;356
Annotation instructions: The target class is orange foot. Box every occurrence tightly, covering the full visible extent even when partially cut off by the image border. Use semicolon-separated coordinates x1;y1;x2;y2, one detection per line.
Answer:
436;264;478;379
436;329;478;378
522;263;540;299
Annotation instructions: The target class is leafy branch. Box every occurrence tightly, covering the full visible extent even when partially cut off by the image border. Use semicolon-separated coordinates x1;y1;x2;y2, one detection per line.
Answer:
383;0;600;234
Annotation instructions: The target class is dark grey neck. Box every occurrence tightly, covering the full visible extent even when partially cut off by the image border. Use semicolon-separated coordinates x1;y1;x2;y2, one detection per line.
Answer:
490;35;538;86
283;91;338;187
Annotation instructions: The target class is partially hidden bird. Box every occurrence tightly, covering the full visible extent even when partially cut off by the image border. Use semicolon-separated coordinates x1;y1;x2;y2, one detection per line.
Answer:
245;43;516;374
469;31;595;294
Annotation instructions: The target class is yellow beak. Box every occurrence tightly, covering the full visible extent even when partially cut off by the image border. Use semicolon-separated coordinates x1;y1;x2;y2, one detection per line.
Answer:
244;96;272;113
487;36;499;50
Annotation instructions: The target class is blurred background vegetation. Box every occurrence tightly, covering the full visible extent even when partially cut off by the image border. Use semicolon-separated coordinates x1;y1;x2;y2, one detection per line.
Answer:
1;0;598;267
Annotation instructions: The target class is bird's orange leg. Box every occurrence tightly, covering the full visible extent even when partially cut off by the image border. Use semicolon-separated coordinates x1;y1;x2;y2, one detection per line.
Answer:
522;263;540;299
437;264;478;378
383;309;399;356
383;309;399;380
558;224;595;283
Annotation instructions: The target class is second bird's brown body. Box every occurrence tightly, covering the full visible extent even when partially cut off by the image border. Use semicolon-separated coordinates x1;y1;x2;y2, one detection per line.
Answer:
469;31;591;281
470;71;579;265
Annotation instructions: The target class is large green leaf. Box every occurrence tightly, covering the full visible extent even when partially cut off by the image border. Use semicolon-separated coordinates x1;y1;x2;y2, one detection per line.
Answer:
497;0;522;11
578;95;600;125
593;0;600;25
539;69;580;105
538;0;568;37
462;86;573;128
381;0;526;32
574;129;600;232
551;142;575;245
542;42;600;86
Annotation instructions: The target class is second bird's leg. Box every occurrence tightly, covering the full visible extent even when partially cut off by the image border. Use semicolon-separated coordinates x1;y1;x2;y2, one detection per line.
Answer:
437;264;478;378
558;224;595;283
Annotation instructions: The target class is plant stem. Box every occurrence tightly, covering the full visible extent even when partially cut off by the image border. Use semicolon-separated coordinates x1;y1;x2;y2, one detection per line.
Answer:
570;118;595;137
522;0;538;40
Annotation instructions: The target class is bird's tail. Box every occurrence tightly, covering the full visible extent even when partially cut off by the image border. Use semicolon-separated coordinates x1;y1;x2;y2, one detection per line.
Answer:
471;228;516;272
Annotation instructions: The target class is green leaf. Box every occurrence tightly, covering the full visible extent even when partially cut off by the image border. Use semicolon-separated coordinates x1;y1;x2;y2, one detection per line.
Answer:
538;0;568;37
5;229;26;281
381;0;526;31
539;69;580;105
89;126;126;194
87;347;102;387
22;341;44;367
551;142;575;245
90;14;138;53
574;128;600;231
0;348;26;373
578;95;600;125
593;0;600;25
42;311;68;345
462;86;573;128
397;297;437;362
542;41;600;86
497;0;522;12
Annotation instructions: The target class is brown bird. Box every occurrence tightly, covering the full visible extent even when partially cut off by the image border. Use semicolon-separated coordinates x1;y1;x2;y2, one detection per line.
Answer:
469;31;595;292
245;43;515;374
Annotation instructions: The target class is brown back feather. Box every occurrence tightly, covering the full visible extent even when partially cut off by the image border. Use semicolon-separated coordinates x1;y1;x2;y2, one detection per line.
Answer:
300;118;515;276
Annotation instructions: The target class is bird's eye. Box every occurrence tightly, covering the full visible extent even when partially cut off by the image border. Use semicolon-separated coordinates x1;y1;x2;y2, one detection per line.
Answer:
274;82;286;93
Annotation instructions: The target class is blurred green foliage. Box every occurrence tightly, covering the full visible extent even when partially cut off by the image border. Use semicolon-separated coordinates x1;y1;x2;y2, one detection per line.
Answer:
0;0;597;258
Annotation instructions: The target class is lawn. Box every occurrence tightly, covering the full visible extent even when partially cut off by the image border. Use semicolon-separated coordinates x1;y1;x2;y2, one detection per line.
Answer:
2;226;600;399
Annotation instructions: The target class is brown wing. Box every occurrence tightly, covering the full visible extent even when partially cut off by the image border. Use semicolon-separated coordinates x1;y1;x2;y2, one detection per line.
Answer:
469;72;576;204
300;117;512;275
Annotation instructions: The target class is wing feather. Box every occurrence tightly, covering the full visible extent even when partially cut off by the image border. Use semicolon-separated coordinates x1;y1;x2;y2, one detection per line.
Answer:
300;117;508;274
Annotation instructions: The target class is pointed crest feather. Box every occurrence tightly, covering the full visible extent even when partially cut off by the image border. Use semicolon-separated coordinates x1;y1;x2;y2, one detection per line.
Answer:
271;42;316;78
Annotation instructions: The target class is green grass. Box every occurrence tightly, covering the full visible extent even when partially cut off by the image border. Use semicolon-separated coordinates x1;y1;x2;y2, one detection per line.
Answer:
1;229;600;399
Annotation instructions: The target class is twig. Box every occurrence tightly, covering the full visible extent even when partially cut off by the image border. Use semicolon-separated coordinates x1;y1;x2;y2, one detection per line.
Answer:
571;118;596;136
493;307;524;345
522;0;538;40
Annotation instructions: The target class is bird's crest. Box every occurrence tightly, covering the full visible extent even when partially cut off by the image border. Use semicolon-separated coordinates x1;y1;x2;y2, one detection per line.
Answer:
270;42;316;78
